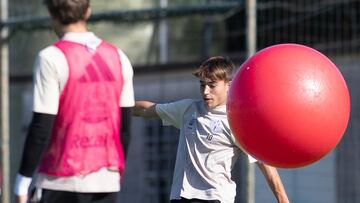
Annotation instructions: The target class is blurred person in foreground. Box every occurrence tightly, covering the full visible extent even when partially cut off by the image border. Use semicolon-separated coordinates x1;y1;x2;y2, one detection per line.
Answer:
13;0;134;202
134;56;290;203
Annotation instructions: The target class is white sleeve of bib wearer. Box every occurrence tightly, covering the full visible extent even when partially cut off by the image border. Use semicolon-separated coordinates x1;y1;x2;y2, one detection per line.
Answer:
33;47;66;115
13;174;32;195
118;50;135;107
156;99;193;129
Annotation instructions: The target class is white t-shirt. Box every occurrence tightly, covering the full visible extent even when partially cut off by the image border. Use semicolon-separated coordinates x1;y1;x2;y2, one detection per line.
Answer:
33;32;135;192
156;99;256;203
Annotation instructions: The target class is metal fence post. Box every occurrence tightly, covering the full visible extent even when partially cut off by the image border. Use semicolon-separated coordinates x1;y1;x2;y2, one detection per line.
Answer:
0;0;10;202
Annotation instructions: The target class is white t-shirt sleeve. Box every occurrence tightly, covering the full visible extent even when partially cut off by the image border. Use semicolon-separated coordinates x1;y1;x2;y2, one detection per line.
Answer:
230;133;258;163
33;47;64;115
155;99;193;129
247;154;257;163
118;50;135;107
13;174;32;195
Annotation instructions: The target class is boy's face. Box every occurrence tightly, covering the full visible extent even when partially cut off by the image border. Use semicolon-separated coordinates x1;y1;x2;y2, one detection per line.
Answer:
200;79;230;109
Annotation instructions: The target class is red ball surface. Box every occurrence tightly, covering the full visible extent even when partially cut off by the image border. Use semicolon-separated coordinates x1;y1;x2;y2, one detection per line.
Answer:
227;44;350;168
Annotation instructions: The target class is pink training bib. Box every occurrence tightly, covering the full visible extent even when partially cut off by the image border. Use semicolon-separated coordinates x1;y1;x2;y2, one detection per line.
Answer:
38;40;125;176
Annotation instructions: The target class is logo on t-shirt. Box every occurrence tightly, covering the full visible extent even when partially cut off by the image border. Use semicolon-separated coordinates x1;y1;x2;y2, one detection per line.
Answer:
206;119;222;141
187;112;197;129
210;119;222;134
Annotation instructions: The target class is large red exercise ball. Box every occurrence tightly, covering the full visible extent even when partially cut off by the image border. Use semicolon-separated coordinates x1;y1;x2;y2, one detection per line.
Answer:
227;44;350;168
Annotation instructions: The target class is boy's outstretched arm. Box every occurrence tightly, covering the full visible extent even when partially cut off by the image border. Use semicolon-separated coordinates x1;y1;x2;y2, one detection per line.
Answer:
133;101;159;118
256;162;290;203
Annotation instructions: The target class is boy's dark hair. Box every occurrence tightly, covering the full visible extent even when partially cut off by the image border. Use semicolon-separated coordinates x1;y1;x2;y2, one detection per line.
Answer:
43;0;90;25
193;56;234;82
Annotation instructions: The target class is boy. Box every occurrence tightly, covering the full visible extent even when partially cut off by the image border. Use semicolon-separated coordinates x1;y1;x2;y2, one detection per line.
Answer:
134;56;290;203
13;0;134;202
